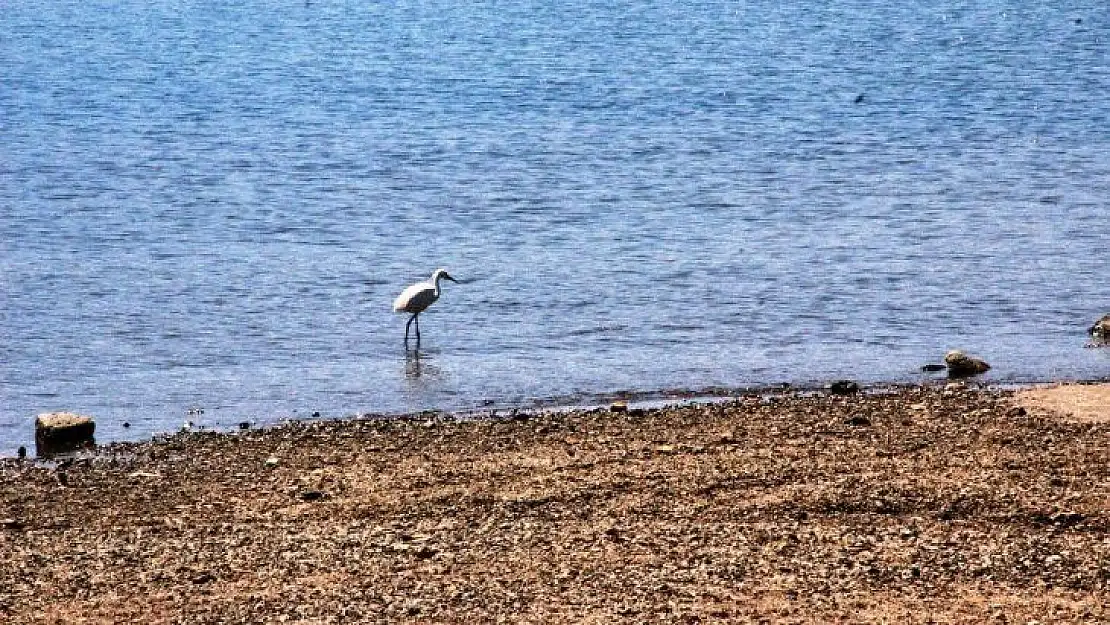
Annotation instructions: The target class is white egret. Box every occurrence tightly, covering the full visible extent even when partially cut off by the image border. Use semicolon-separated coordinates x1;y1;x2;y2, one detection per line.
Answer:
393;268;458;344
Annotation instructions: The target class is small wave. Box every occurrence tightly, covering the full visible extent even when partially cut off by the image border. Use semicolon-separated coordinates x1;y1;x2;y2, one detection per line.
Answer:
564;324;626;337
654;323;704;332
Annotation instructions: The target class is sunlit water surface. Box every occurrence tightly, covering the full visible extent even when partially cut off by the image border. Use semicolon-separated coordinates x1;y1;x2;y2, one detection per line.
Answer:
3;1;1109;453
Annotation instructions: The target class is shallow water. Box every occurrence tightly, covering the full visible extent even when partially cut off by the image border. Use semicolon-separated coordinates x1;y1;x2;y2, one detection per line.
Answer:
3;1;1109;453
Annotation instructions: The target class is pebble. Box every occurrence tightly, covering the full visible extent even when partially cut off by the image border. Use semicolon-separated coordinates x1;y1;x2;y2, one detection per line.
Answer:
829;380;860;396
1;518;26;530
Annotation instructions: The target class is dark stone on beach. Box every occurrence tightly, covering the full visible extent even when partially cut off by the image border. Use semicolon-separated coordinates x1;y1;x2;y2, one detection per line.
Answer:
1;518;27;531
35;412;96;457
1050;511;1085;527
17;446;26;460
944;351;990;378
1007;406;1027;417
845;415;871;427
299;490;327;502
921;363;947;373
829;380;860;396
610;401;629;413
238;421;251;430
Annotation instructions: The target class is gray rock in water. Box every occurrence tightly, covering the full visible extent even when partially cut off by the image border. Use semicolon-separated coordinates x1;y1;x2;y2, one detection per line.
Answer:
1089;314;1110;339
944;350;990;379
35;412;96;457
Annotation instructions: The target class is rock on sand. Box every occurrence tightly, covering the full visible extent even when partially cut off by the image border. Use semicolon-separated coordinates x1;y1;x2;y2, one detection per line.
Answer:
35;412;96;457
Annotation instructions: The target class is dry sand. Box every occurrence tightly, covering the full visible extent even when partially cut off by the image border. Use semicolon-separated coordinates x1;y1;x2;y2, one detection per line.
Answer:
1015;383;1110;424
2;383;1109;623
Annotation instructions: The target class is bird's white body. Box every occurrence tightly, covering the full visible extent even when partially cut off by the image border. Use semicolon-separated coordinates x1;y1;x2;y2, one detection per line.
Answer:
393;278;441;314
393;268;457;344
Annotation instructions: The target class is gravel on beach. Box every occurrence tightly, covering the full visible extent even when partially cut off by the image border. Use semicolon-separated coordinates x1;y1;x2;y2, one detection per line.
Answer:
2;383;1109;623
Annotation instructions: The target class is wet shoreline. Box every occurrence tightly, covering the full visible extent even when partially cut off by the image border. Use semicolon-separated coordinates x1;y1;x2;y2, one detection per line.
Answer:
11;369;1110;459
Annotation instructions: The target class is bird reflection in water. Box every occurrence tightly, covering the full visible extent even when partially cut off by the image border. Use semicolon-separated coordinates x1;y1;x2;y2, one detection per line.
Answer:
403;348;441;380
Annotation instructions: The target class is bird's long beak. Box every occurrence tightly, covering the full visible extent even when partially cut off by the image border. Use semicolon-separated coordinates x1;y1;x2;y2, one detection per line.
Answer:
444;273;459;283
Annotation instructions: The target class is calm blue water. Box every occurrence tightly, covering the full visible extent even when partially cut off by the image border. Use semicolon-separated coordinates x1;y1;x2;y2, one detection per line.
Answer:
3;1;1109;454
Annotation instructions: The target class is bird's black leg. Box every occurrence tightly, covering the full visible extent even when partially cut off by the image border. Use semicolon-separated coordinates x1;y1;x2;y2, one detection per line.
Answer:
414;313;421;345
404;314;416;345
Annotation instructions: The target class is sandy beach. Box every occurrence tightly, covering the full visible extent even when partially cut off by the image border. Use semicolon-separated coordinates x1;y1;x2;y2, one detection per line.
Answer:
2;382;1109;623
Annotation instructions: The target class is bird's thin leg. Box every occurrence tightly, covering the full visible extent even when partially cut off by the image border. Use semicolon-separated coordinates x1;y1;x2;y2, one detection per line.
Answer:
404;314;416;344
414;313;421;344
